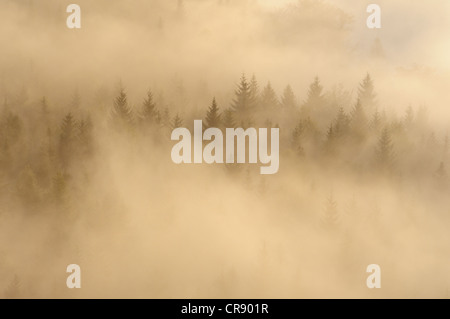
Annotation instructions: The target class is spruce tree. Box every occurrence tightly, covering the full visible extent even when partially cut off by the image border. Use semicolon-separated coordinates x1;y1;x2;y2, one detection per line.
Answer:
370;108;383;132
260;82;278;110
58;113;76;168
231;74;255;123
205;98;221;129
350;99;368;141
112;88;133;128
281;85;297;108
334;107;350;138
358;73;377;108
375;128;395;170
171;114;183;130
249;74;260;107
304;77;324;107
77;116;93;157
141;90;158;124
222;108;235;128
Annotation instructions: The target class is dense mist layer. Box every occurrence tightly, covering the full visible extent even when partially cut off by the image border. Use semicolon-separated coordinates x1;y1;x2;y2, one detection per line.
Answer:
1;0;450;298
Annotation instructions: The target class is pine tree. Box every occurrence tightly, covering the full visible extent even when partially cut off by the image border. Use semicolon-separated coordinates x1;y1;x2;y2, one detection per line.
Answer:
141;90;158;124
205;98;221;129
358;73;377;108
231;74;255;123
222;108;235;128
324;124;336;155
334;107;350;138
171;114;183;130
249;75;260;107
112;88;133;128
260;82;278;110
375;128;395;170
304;77;324;107
350;99;368;141
77;116;93;157
370;108;383;132
281;85;297;108
58;113;77;168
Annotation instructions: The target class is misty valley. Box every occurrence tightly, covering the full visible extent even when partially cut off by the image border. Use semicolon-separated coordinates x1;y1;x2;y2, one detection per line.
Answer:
0;0;450;299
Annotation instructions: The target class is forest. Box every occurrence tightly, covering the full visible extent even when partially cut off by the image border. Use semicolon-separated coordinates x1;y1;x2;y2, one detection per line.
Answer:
1;0;450;298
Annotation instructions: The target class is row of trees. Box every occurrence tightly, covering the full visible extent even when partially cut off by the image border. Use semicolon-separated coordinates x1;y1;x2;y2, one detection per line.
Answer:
0;73;448;212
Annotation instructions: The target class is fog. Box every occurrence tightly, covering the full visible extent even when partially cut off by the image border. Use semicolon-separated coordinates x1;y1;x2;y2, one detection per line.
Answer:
0;0;450;298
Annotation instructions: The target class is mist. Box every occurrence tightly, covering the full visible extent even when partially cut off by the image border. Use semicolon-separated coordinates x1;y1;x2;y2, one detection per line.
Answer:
1;0;450;298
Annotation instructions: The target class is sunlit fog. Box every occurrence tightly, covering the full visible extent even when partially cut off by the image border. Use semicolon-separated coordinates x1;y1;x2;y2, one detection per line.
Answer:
1;0;450;298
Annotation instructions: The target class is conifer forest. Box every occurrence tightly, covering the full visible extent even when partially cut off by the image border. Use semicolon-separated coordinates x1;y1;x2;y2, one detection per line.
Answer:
1;0;450;298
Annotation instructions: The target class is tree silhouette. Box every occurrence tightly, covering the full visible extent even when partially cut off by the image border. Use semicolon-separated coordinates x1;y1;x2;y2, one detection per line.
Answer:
350;99;368;141
370;108;383;132
249;75;260;107
304;77;324;107
281;85;297;108
58;113;77;168
231;74;255;125
141;90;158;125
260;82;278;110
375;128;395;171
334;107;350;139
171;114;183;130
112;88;133;129
222;108;235;128
358;73;377;108
205;98;221;129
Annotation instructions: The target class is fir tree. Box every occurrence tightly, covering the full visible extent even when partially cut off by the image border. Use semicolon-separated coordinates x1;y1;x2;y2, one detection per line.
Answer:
375;128;395;170
77;116;93;157
249;74;260;107
334;107;350;138
260;82;278;110
350;99;368;141
370;108;383;132
231;74;255;123
141;90;158;124
58;113;77;167
112;88;133;128
222;108;235;128
171;114;183;130
205;98;221;129
281;85;297;108
304;77;324;107
358;73;377;108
